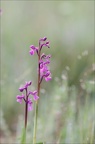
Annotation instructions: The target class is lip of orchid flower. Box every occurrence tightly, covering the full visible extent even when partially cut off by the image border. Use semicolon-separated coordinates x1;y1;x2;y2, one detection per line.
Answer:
32;91;39;101
44;70;52;81
29;49;35;55
29;91;39;101
29;45;38;55
27;98;33;111
16;94;25;104
45;75;52;81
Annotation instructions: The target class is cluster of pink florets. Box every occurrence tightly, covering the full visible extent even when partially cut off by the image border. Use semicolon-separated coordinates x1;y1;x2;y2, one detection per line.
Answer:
16;37;51;111
29;37;52;82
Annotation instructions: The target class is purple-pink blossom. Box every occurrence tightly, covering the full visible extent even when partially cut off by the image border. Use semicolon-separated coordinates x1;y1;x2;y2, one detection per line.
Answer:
44;70;52;81
39;37;47;42
29;37;52;83
16;81;38;111
29;45;38;55
19;81;32;92
39;54;51;82
27;99;33;111
16;94;25;104
29;90;39;101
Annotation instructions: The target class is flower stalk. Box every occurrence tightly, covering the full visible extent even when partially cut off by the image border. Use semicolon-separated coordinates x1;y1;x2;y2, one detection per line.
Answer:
33;44;41;144
16;81;39;143
24;89;28;143
31;37;51;144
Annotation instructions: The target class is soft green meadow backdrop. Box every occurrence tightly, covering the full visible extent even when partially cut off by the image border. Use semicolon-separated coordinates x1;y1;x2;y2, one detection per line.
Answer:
0;1;95;143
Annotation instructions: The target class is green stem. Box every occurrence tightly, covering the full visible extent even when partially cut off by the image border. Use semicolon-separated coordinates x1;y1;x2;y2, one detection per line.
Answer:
33;50;41;144
33;101;38;144
24;89;28;143
25;89;28;130
21;89;28;144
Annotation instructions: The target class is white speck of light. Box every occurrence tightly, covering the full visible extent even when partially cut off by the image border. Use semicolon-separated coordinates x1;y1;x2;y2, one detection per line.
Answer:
66;66;70;71
92;63;95;71
82;50;88;56
84;72;87;76
40;89;46;94
89;81;95;85
81;83;86;89
61;74;67;80
55;95;61;100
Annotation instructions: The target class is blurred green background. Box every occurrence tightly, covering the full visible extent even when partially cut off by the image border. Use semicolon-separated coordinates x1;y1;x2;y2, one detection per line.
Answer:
0;1;95;143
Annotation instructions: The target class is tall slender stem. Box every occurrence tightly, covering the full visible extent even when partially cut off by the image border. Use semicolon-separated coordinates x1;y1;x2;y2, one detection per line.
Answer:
33;51;41;144
25;89;28;129
24;89;28;143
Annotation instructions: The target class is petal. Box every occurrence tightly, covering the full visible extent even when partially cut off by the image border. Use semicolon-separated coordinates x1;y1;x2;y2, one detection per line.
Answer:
16;95;23;104
44;60;50;65
19;87;24;92
17;99;22;104
32;90;37;95
46;41;50;45
45;76;52;81
16;95;22;99
25;81;32;89
41;43;50;48
45;70;51;77
29;49;34;55
33;95;39;101
39;37;47;41
29;91;39;101
29;91;33;95
28;81;32;86
30;45;36;50
28;99;33;111
28;104;33;111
